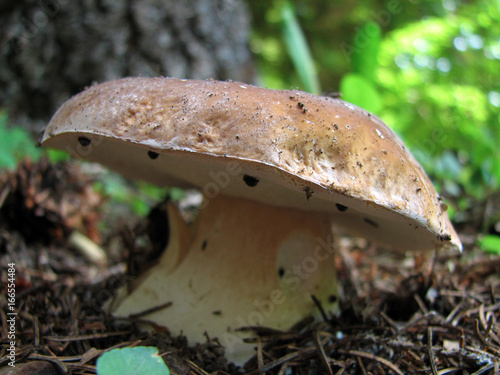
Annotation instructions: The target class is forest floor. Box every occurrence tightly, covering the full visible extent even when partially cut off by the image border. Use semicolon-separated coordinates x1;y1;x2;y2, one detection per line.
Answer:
0;157;499;375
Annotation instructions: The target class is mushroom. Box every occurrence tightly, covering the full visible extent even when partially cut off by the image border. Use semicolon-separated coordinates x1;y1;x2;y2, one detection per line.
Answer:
41;77;462;363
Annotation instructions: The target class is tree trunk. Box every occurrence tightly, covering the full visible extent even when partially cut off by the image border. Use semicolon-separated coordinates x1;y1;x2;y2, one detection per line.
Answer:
0;0;255;132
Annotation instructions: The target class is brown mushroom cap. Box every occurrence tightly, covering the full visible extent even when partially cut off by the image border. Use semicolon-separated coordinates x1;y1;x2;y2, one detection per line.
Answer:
41;77;461;252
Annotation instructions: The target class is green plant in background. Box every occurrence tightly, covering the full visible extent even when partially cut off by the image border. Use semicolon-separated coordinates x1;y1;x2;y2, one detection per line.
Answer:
280;1;321;94
478;234;500;255
93;174;184;217
0;110;71;169
96;346;170;375
339;21;383;114
377;0;500;203
0;111;41;169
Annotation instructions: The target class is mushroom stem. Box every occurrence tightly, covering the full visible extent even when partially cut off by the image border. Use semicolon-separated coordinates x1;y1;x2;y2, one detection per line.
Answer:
112;195;338;363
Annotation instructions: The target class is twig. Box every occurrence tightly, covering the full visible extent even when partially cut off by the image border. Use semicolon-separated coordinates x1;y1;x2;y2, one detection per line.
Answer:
28;354;69;373
470;363;496;375
428;327;439;375
341;350;405;375
379;310;399;330
474;319;500;355
313;329;333;375
437;368;463;375
0;184;9;209
311;294;329;322
68;230;108;267
400;311;438;332
479;304;500;347
444;301;464;324
129;301;172;319
33;314;41;347
414;293;429;314
356;356;368;375
185;359;210;375
44;331;131;342
261;351;303;372
257;336;264;371
277;362;290;375
474;319;489;349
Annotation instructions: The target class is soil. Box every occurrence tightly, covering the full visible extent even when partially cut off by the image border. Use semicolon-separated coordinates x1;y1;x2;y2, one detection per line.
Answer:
0;157;499;374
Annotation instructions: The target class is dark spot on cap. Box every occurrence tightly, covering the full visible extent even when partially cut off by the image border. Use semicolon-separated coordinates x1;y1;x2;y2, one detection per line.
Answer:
278;267;285;278
336;204;348;212
364;218;378;228
201;240;208;250
298;102;308;113
212;310;222;316
243;175;259;187
328;295;337;303
148;151;159;159
78;136;91;146
440;233;452;241
304;186;313;200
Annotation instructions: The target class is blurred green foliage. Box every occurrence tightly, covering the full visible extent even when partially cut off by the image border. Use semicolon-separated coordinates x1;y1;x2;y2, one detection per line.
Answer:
0;111;41;169
93;175;183;218
340;21;383;113
280;1;321;94
478;234;500;255
376;1;500;202
248;0;500;210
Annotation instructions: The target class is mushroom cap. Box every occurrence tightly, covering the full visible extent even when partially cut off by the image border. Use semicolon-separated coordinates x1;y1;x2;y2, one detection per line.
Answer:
41;77;461;252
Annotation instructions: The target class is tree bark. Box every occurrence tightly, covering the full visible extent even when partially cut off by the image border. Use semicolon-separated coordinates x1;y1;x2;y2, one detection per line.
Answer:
0;0;255;131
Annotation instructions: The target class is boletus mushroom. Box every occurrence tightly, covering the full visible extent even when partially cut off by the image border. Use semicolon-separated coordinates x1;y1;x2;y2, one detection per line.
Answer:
41;77;462;363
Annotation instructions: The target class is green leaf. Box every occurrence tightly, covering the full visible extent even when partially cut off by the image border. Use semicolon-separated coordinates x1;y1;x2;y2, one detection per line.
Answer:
340;73;382;113
280;1;321;94
351;21;382;83
0;112;41;170
96;347;170;375
478;235;500;255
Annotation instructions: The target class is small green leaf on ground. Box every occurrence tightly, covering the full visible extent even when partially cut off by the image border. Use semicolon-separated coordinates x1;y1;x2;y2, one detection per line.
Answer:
96;347;170;375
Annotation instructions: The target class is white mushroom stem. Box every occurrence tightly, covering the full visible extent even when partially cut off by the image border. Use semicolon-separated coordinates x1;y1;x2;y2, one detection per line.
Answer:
111;195;338;364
